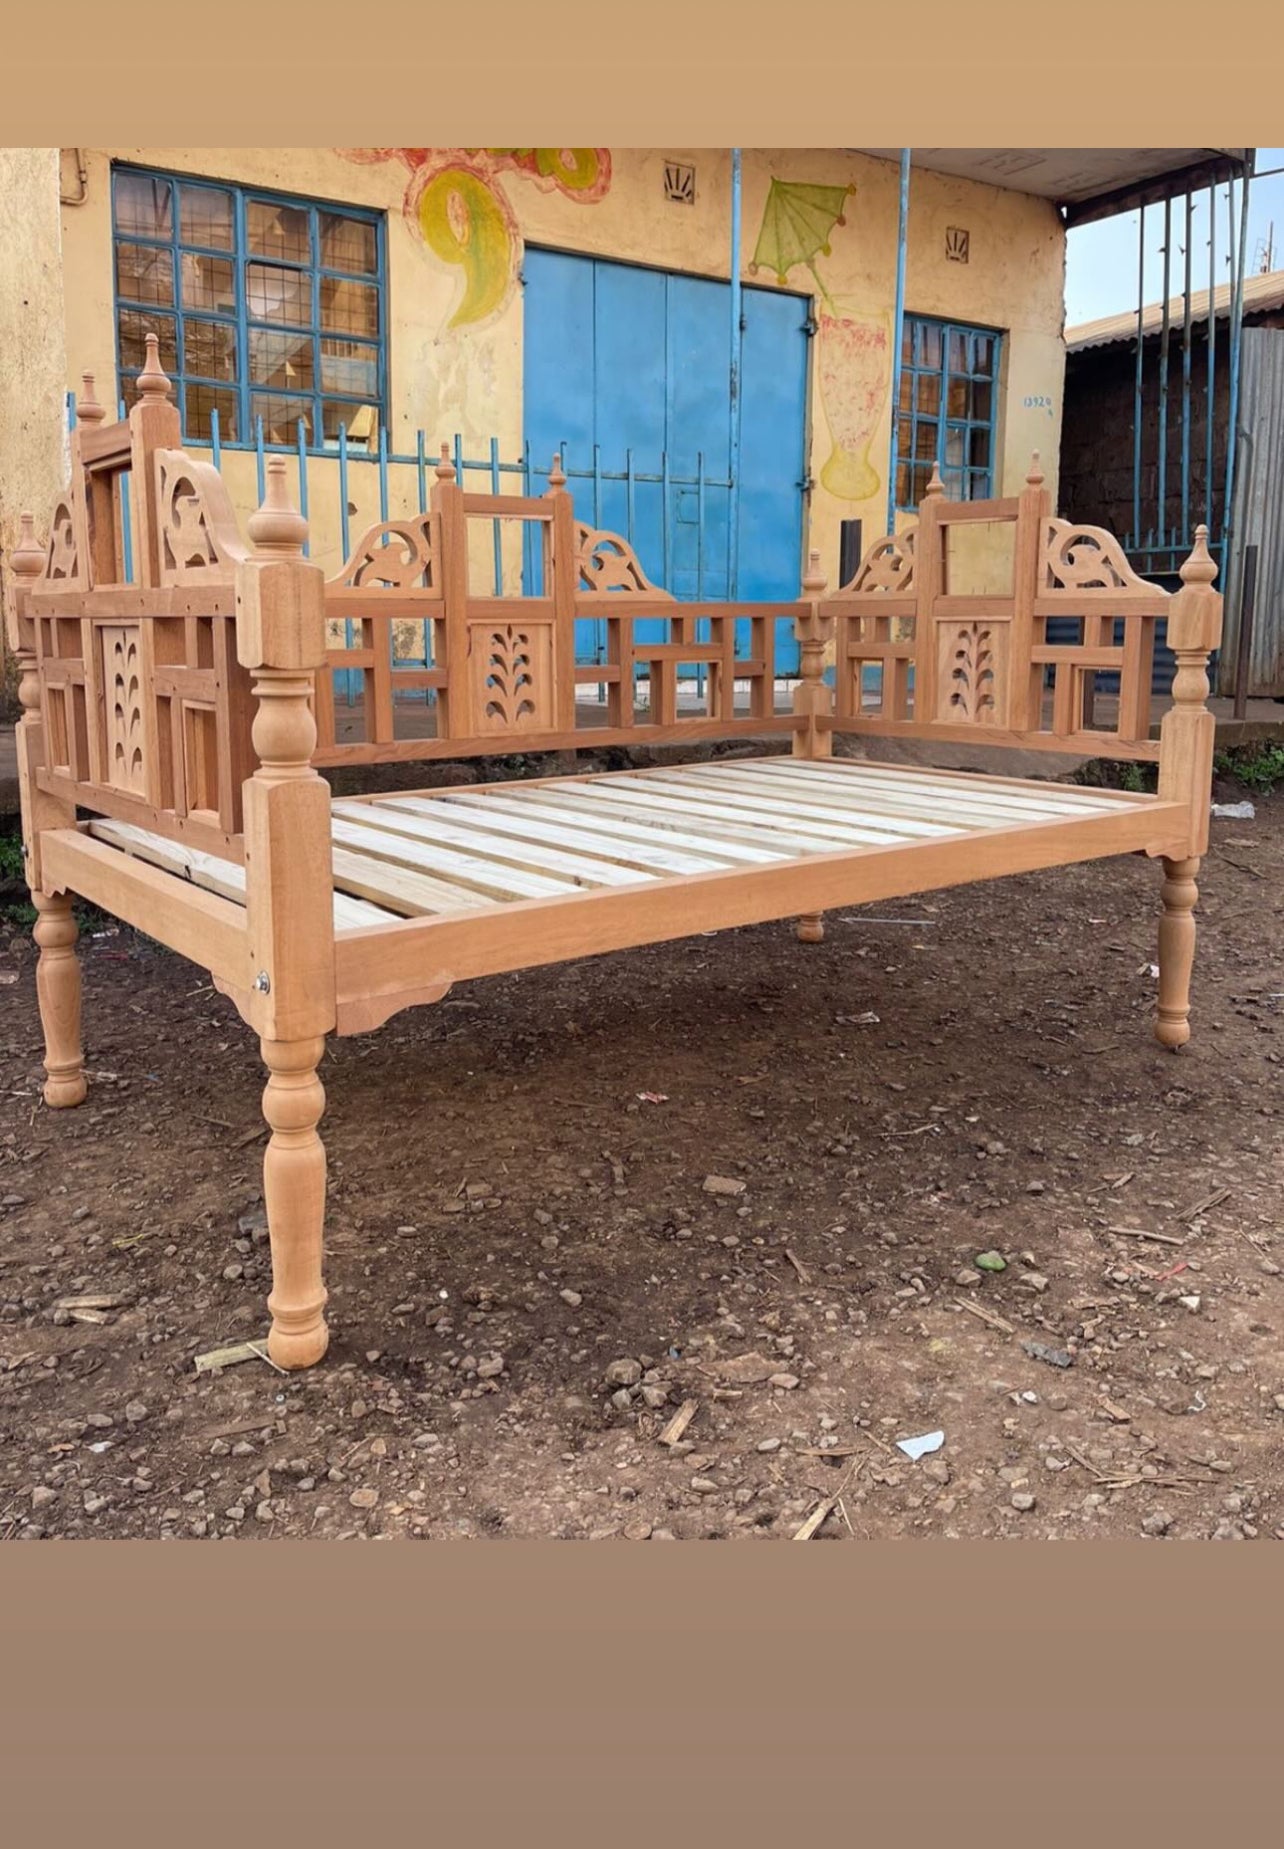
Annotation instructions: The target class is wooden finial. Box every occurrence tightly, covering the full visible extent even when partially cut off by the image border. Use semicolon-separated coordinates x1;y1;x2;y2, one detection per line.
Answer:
1180;525;1218;588
77;373;106;426
548;452;567;492
136;332;172;402
802;547;826;596
925;463;944;500
435;443;456;484
247;456;307;555
1026;451;1044;489
11;512;44;580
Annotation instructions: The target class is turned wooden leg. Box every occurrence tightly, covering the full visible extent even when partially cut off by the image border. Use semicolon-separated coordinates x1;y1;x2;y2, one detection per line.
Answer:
1155;855;1200;1051
261;1035;329;1368
33;891;87;1108
796;913;825;944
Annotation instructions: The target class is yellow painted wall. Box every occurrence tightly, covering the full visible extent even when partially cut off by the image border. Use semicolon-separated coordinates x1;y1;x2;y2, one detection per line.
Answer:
39;145;1066;595
0;147;70;665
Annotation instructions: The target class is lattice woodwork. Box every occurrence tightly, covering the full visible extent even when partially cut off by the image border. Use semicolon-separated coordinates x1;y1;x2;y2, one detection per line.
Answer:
821;456;1172;758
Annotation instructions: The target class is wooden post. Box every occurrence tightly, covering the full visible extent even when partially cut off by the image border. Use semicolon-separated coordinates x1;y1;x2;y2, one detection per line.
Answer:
1154;527;1223;1051
236;458;335;1366
7;514;87;1107
1010;453;1050;732
911;465;945;721
793;547;831;944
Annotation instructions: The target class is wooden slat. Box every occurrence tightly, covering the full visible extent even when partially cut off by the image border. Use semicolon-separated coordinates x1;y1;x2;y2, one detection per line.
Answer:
88;818;397;930
617;761;1013;828
684;759;1107;823
329;844;492;917
784;756;1135;815
827;754;1140;804
573;777;953;847
41;829;247;986
738;757;1116;818
398;791;736;876
487;787;799;863
338;798;654;890
330;814;580;903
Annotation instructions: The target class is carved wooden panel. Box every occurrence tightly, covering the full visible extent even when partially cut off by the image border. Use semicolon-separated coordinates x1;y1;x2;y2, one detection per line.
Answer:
155;450;247;586
40;498;88;589
467;619;555;733
838;524;917;595
936;619;1009;726
102;623;147;793
575;524;672;598
1042;519;1148;595
333;515;440;591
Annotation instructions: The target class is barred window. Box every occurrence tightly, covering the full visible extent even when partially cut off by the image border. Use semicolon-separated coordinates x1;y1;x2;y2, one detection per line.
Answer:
894;316;1001;510
112;166;385;451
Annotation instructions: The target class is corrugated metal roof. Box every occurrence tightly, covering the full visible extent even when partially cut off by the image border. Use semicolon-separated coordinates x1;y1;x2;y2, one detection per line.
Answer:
1223;325;1284;698
851;149;1250;215
1066;270;1284;354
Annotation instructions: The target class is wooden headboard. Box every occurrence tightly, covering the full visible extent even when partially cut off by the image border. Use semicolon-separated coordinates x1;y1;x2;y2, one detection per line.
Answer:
820;458;1171;762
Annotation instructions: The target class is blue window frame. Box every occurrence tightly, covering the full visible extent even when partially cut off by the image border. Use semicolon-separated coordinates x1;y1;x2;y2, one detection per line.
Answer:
111;164;386;451
894;316;1001;511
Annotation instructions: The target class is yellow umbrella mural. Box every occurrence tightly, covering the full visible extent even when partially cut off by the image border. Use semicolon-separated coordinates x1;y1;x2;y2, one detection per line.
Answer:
749;178;855;300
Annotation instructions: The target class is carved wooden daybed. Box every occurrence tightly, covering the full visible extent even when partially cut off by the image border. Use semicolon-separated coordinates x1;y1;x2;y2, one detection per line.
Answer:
8;340;1223;1368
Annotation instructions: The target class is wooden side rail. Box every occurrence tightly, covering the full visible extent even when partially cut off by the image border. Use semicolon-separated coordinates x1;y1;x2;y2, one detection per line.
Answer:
822;456;1178;761
313;448;807;764
22;340;254;860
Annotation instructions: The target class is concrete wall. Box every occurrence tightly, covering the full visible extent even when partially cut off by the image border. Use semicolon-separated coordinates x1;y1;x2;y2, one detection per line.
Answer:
7;146;1067;599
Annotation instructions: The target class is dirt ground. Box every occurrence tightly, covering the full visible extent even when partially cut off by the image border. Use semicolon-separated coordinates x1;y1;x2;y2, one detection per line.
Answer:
2;771;1282;1543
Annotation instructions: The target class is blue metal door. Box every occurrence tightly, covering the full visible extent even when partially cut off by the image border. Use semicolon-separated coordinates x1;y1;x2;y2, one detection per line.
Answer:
522;248;810;669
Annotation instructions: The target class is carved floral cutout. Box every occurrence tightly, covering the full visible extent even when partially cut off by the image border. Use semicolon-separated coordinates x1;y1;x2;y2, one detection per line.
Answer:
575;523;671;597
156;451;247;584
332;516;439;592
105;624;146;793
1043;518;1148;594
947;622;997;722
838;524;917;595
482;625;538;725
41;500;82;586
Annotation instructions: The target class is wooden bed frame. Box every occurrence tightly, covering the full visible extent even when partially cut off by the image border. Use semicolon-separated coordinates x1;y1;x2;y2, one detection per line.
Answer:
7;339;1223;1368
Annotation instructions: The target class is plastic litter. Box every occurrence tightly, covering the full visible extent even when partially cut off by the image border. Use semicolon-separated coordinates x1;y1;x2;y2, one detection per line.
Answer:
896;1430;945;1461
1211;801;1255;819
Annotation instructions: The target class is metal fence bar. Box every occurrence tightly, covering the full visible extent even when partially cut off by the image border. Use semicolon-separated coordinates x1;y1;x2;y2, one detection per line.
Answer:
489;434;503;593
295;420;309;557
1205;182;1216;535
1131;203;1145;549
117;397;134;585
1180;193;1193;544
1157;198;1171;555
729;146;743;600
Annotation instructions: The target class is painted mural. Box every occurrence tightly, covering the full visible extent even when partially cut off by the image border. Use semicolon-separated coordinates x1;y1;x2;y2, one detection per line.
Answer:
343;148;611;329
750;175;889;504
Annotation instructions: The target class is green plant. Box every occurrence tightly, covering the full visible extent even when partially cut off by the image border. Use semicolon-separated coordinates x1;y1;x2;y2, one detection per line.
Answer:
1071;757;1157;795
1214;743;1284;793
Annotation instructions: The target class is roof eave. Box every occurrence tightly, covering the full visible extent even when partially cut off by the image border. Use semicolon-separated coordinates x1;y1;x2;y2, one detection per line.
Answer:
1062;151;1254;228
